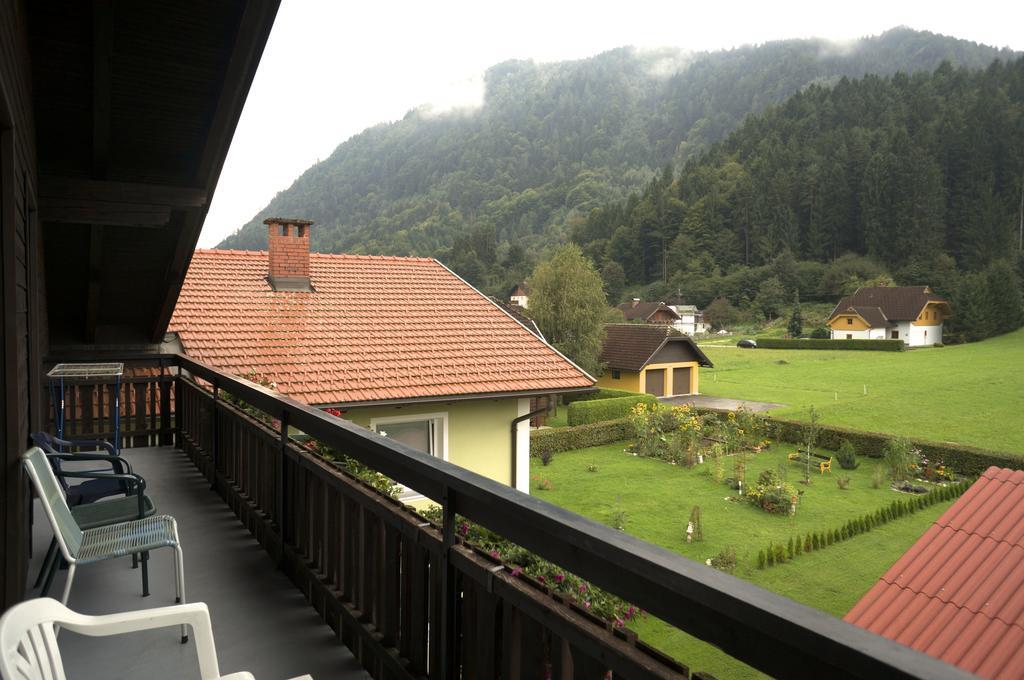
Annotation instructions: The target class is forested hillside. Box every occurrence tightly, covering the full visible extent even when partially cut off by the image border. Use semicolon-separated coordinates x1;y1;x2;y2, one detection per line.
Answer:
219;28;1015;298
578;57;1024;342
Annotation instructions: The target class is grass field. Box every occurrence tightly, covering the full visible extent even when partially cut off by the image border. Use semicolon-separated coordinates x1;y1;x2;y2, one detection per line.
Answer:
699;328;1024;454
531;443;953;678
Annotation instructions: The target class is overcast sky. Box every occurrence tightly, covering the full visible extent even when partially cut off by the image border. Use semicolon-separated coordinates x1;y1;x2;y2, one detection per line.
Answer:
197;0;1024;247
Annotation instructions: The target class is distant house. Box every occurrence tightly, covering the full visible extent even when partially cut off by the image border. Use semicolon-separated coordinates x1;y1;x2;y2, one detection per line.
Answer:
598;324;713;397
826;286;951;346
616;299;681;325
170;218;594;499
667;303;708;336
845;467;1024;679
509;283;529;308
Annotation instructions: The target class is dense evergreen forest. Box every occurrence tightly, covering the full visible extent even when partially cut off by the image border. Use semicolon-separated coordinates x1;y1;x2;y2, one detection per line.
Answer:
577;57;1024;341
219;28;1015;296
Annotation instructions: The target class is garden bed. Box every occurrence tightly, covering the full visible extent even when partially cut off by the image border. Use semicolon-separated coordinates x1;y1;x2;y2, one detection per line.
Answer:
530;439;958;679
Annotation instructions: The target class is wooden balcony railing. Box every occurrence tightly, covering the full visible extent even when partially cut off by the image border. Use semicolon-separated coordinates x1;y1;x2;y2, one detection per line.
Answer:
46;354;972;680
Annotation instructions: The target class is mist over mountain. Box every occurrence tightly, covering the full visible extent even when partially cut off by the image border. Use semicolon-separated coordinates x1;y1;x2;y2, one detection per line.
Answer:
218;27;1017;296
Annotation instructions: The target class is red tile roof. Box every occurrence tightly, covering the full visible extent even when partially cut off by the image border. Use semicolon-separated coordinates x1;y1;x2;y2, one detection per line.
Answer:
169;250;594;405
844;467;1024;679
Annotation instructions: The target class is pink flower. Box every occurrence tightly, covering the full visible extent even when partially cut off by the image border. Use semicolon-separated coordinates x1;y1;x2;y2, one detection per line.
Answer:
554;573;565;584
583;601;591;609
578;582;588;594
510;566;523;577
537;575;546;583
625;606;637;620
489;550;500;559
458;522;470;537
614;616;624;628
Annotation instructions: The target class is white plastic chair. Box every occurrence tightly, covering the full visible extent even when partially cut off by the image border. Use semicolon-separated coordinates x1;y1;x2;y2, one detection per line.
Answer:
0;598;255;680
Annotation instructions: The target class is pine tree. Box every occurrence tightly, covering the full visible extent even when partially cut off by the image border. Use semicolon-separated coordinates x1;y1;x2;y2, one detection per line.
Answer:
787;291;803;338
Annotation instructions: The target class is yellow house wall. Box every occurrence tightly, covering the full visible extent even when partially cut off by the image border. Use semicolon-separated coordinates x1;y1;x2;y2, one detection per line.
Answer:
642;361;700;395
342;398;518;486
912;301;951;326
596;369;641;392
827;314;870;331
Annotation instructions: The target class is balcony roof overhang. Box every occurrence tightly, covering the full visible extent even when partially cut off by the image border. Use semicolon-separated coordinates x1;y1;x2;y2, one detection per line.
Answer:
30;0;280;348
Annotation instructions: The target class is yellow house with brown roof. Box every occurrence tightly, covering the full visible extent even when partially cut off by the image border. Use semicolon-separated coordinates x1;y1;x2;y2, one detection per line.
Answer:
170;218;595;499
597;324;713;396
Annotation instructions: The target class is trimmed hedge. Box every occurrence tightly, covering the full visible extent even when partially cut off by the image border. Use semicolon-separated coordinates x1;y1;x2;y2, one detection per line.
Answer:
563;388;641;405
771;417;1022;476
531;418;632;457
755;338;905;351
568;394;657;426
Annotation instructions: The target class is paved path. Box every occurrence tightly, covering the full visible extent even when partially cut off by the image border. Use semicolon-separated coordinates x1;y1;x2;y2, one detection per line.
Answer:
659;394;786;412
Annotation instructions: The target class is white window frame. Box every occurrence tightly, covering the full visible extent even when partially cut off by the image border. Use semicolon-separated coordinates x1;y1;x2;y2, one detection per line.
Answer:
370;412;449;461
370;412;449;503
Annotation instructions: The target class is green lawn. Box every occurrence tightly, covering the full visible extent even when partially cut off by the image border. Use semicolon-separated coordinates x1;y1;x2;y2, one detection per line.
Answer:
700;328;1024;454
531;443;953;678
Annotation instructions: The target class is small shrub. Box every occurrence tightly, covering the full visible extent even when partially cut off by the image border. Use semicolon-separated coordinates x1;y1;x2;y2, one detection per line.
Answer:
708;546;737;573
774;543;786;564
538;479;553;491
766;544;775;566
884;438;919;482
757;549;767;569
804;533;812;552
795;537;803;555
787;537;794;559
747;469;798;515
812;533;820;550
837;476;851;490
825;531;833;546
871;464;885;489
810;327;830;339
840;526;848;541
837;439;859;470
540;449;554;466
586;464;598;473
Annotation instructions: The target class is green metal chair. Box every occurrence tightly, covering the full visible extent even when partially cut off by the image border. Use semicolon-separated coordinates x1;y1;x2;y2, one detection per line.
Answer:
35;452;157;598
21;447;189;642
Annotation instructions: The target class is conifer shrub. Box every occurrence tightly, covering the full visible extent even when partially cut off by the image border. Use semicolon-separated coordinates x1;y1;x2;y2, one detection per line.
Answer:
758;550;766;569
795;537;802;555
766;544;775;566
787;537;794;559
774;544;786;564
825;531;833;546
812;533;820;550
804;533;812;552
837;439;859;469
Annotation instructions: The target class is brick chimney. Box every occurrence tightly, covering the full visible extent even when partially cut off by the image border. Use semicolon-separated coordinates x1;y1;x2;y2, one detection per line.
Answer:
265;217;313;291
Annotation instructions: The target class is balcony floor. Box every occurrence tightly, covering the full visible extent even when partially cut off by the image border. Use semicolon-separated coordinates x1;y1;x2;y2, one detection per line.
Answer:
28;446;369;680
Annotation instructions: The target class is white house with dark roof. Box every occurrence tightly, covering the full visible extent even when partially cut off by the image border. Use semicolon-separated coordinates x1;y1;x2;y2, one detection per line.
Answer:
826;286;952;346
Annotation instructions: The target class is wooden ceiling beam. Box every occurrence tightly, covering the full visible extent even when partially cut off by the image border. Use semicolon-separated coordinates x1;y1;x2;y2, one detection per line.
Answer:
39;199;171;227
39;176;208;208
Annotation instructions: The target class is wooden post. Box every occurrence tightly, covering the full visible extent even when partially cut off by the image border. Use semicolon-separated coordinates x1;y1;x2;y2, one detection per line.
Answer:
439;485;459;678
210;378;219;491
277;410;289;566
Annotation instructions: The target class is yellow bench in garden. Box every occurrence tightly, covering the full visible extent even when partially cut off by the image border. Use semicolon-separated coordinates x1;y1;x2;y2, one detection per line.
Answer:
788;450;833;474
